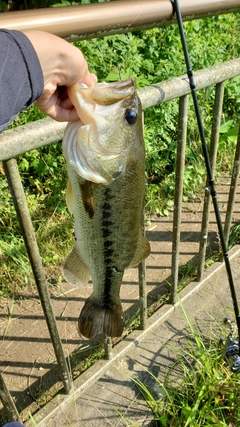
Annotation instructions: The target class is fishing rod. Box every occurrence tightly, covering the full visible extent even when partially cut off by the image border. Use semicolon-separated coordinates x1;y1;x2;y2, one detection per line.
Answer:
170;0;240;372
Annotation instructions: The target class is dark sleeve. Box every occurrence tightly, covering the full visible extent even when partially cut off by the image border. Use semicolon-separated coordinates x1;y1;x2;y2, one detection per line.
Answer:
2;423;25;427
0;29;44;133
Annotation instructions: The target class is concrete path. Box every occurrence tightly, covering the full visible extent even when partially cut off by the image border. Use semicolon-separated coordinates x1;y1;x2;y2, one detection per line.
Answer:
25;246;240;427
0;174;240;426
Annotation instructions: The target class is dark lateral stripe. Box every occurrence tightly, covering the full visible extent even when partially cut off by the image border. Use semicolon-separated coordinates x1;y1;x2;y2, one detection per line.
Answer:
101;187;115;307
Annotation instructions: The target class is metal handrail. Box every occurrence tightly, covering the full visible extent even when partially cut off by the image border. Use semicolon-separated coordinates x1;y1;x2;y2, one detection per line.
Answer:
1;1;240;421
1;0;240;40
1;58;240;161
1;59;240;425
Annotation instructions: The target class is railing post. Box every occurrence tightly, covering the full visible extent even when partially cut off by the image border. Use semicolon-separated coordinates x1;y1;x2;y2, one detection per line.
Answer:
0;372;21;422
197;82;225;281
224;124;240;246
2;158;73;395
139;256;147;330
139;113;148;329
104;336;113;360
171;94;188;304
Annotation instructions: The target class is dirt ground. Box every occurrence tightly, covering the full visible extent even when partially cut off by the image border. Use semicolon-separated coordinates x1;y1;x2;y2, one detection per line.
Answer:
0;174;240;423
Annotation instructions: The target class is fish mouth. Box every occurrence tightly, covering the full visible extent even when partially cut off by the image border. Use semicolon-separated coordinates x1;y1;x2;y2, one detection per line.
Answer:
73;78;136;105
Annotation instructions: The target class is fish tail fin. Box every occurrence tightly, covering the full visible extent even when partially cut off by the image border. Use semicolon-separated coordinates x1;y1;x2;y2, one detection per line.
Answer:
78;297;123;338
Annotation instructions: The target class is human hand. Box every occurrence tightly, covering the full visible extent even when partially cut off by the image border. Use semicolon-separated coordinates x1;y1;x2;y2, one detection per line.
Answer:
22;30;96;122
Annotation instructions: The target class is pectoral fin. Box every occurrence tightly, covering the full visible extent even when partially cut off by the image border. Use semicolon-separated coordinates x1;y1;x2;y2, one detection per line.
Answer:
63;245;90;287
128;234;151;268
66;179;74;214
79;180;95;219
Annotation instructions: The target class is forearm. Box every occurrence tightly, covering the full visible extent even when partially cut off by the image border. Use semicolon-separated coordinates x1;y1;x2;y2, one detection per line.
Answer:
0;29;44;132
0;29;96;130
22;30;96;121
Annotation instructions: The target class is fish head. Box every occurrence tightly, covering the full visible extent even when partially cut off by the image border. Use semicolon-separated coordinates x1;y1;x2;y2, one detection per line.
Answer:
63;78;143;184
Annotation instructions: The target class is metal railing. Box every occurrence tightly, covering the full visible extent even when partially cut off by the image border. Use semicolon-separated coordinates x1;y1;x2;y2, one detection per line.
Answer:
0;1;240;422
1;58;240;422
1;0;240;40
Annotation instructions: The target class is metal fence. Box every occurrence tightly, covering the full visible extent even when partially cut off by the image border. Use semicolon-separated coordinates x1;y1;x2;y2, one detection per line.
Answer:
0;1;240;422
1;0;240;40
1;57;240;423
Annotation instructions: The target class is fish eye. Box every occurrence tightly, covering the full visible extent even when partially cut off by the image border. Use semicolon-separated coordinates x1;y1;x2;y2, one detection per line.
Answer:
125;109;138;125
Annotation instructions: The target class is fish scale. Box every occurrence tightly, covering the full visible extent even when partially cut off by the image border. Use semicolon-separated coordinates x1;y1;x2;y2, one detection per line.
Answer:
62;78;150;338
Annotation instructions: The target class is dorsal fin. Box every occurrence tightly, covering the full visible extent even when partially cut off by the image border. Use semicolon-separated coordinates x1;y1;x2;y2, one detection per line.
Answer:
128;233;151;268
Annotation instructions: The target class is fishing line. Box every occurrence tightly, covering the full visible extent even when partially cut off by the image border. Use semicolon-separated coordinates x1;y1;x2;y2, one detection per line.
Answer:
170;0;240;370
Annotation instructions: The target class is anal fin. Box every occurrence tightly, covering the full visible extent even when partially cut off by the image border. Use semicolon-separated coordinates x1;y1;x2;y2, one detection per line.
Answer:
63;245;90;287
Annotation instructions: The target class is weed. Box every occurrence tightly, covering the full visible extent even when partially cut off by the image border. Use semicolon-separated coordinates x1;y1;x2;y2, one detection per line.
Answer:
2;296;15;337
28;414;39;427
131;303;240;427
228;223;240;249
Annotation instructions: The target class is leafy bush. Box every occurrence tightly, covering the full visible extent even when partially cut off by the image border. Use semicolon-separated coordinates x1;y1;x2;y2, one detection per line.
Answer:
0;0;108;11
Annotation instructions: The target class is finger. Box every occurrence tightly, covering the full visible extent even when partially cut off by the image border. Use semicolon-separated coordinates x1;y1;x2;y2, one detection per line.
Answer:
51;105;79;122
38;101;79;122
81;72;98;87
59;96;75;110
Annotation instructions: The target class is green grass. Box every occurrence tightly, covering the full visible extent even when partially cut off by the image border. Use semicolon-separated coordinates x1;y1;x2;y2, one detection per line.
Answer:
0;205;74;296
228;223;240;249
0;142;75;296
131;305;240;427
0;13;240;296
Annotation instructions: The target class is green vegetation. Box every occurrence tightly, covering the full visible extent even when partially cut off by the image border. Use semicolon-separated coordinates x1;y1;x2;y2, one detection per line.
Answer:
0;12;240;296
228;223;240;249
0;0;107;12
131;305;240;426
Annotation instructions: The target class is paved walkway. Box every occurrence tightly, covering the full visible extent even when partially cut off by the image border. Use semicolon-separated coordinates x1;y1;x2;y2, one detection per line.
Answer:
25;246;240;427
0;174;240;426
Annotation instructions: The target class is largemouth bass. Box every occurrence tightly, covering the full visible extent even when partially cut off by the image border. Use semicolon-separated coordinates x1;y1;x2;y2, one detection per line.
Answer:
62;78;150;339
